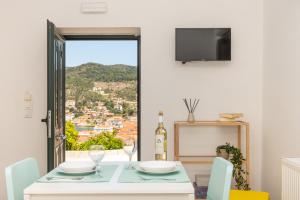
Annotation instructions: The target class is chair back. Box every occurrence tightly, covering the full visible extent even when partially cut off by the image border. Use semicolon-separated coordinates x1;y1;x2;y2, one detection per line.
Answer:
207;157;233;200
5;157;40;200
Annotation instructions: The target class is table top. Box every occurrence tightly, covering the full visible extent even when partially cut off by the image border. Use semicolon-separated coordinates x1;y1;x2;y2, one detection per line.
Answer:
24;161;194;195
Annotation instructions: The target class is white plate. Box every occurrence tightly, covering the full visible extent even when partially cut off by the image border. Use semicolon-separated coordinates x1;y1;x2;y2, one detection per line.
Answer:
135;165;179;175
58;161;96;174
138;161;177;173
57;167;95;175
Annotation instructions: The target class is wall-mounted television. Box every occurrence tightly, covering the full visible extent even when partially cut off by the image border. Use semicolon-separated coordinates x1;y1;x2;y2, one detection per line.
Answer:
175;28;231;63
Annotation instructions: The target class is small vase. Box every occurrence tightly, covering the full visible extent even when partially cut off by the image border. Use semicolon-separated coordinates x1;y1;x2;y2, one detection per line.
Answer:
187;113;195;122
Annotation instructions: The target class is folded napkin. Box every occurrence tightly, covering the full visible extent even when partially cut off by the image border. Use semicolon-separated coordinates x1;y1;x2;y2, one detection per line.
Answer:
118;165;190;183
37;165;118;183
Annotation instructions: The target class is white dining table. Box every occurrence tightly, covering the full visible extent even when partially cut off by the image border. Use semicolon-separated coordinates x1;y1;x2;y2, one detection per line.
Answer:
24;161;194;200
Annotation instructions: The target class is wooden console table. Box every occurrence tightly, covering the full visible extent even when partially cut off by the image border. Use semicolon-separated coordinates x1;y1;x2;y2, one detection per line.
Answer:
174;120;250;184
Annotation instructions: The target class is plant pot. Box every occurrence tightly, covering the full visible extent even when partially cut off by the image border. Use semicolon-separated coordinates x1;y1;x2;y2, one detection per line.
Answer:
217;149;229;160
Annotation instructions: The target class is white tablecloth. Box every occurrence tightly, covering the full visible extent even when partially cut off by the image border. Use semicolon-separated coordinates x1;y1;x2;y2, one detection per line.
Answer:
24;161;194;200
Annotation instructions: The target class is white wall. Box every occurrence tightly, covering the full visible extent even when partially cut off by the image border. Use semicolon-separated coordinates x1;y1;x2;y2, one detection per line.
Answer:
0;0;263;199
263;0;300;199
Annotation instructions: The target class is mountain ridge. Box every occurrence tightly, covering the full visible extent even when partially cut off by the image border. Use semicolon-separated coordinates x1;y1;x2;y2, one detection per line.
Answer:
66;62;137;82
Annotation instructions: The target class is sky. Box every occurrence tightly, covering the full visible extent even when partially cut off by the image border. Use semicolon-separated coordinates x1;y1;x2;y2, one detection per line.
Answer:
65;40;138;67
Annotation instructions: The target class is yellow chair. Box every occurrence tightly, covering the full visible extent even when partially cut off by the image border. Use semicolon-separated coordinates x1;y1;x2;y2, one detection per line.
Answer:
230;190;270;200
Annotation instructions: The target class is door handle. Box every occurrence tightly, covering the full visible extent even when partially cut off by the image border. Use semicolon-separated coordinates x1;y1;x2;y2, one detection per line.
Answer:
41;111;52;138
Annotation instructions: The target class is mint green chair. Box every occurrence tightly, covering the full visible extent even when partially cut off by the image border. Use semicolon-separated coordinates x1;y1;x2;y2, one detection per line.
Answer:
5;158;40;200
207;157;233;200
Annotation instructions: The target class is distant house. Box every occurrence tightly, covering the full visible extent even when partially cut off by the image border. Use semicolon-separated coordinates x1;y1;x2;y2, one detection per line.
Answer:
118;120;137;141
128;116;137;122
107;117;124;129
66;113;75;121
66;100;75;108
114;103;123;111
92;86;105;95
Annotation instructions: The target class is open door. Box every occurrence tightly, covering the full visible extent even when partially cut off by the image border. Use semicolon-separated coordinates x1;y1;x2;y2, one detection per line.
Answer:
43;20;66;171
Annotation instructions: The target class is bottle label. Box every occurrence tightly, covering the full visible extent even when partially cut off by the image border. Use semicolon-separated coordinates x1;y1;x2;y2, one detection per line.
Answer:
155;135;164;154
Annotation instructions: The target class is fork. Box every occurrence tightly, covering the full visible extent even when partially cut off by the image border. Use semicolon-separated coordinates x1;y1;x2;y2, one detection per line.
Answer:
46;176;84;181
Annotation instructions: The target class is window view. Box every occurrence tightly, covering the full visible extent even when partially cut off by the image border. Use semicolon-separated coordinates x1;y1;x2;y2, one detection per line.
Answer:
65;40;138;162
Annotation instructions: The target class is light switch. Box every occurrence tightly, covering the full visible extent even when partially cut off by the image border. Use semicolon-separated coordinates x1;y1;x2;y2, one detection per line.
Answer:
24;92;33;118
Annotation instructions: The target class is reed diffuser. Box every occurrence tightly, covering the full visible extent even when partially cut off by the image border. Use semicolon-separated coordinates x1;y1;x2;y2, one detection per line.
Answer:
183;98;200;122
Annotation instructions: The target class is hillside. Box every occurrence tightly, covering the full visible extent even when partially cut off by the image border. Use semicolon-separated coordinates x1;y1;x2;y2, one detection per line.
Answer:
65;62;137;113
66;62;137;82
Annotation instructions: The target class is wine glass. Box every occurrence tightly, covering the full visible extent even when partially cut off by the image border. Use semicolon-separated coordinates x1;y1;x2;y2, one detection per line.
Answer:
123;138;137;169
88;145;105;176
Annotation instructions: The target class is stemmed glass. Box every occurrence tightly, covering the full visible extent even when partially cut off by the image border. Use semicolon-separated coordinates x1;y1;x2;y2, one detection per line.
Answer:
88;145;105;176
123;138;137;169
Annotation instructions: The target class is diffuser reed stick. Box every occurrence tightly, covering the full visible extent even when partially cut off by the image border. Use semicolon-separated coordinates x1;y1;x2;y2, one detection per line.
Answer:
183;98;200;122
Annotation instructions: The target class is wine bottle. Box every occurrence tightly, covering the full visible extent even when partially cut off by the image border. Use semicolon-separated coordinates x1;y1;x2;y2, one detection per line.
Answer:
155;111;167;160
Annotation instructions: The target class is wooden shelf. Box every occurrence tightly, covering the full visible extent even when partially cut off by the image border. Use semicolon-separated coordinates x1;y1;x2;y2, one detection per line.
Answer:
174;120;249;126
178;155;217;158
174;120;250;185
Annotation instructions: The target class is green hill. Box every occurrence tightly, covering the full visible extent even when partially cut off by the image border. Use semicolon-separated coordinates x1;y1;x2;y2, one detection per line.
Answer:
66;62;137;82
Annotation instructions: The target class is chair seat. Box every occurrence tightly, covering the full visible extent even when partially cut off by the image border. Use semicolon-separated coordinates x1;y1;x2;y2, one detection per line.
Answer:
230;190;269;200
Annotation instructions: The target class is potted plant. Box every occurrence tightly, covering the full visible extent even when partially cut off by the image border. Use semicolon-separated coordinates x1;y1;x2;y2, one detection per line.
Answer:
216;143;250;190
216;143;230;160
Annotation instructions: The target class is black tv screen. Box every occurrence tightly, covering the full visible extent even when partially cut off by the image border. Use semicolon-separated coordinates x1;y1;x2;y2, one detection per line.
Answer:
176;28;231;62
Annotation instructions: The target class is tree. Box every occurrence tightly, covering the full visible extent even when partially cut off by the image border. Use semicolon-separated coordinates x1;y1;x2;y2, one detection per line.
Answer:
65;121;79;150
116;84;137;101
104;99;122;114
79;131;124;150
